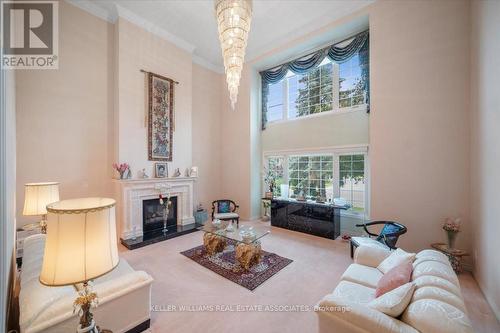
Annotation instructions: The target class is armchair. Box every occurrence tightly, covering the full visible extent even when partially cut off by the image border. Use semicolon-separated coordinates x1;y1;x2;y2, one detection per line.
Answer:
211;200;240;227
350;221;407;258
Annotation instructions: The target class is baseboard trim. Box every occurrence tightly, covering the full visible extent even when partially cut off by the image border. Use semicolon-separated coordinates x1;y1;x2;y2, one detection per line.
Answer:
125;319;150;333
473;273;500;322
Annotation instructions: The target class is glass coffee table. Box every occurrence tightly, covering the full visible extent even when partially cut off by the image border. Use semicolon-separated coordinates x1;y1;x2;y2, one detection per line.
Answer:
200;223;270;270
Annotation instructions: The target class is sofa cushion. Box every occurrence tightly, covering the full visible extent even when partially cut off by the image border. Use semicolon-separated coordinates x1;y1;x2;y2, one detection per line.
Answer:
376;261;413;297
329;280;376;305
416;249;450;264
411;286;467;313
354;245;391;268
412;275;462;298
402;299;473;333
412;260;459;287
341;264;383;289
378;248;416;274
368;282;416;317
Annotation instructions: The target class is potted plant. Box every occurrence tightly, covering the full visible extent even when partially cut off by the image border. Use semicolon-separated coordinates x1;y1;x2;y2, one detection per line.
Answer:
263;167;276;199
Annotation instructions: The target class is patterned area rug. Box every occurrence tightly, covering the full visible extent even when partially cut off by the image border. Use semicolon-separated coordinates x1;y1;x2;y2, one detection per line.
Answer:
181;242;293;291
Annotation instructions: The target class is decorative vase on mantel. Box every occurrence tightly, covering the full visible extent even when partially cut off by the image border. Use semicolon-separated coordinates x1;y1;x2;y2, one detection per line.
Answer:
446;230;458;249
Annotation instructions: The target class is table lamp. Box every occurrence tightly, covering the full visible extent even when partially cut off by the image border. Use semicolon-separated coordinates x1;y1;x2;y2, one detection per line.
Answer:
22;182;60;233
40;197;119;333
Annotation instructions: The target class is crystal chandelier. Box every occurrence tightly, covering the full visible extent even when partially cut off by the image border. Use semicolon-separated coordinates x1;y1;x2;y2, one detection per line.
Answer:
215;0;253;109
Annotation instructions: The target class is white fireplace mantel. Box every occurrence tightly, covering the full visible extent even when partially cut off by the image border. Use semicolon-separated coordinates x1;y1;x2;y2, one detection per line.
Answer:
113;177;197;240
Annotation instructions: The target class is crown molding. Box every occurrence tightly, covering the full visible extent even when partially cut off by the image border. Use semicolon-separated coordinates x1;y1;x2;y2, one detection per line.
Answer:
65;0;202;56
192;55;224;74
65;0;117;23
115;4;196;54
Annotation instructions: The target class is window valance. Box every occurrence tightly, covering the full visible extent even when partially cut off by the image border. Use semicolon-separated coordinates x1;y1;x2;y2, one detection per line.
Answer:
260;30;369;129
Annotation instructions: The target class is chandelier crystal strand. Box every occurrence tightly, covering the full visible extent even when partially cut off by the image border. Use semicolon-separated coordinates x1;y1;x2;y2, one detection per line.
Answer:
215;0;252;109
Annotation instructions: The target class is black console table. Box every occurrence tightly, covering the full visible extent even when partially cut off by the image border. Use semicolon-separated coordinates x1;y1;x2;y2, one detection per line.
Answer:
270;199;344;240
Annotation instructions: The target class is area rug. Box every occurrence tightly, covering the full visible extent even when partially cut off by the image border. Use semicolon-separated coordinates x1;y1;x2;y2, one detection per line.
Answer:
181;242;293;291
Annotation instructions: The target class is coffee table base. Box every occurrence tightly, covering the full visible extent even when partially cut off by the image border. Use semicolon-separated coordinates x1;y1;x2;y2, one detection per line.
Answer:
203;233;226;255
235;242;262;270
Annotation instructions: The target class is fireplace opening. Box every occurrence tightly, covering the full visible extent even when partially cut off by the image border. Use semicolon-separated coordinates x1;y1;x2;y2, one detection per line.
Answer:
142;196;178;233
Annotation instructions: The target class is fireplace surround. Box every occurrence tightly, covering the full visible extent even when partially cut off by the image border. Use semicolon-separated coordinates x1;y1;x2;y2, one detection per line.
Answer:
113;177;197;248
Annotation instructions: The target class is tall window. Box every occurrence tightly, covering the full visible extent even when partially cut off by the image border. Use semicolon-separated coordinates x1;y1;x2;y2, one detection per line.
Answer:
266;81;284;122
265;150;367;215
265;57;367;123
339;55;366;108
288;155;333;198
288;62;333;118
338;154;365;212
266;156;285;196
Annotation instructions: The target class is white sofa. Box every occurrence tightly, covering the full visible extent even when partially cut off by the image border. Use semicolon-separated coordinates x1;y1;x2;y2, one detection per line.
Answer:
316;246;473;333
19;234;154;333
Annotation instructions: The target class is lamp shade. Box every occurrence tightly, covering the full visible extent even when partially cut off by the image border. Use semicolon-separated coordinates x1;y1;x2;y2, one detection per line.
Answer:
40;197;119;286
23;182;60;216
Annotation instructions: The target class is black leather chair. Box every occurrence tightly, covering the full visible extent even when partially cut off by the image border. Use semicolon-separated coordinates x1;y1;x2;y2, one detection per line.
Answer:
350;221;407;258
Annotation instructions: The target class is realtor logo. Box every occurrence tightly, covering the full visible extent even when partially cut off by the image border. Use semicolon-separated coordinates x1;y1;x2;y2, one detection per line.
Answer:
1;1;58;69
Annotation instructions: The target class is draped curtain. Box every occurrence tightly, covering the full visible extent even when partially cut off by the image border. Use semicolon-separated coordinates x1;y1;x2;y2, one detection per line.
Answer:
260;30;369;130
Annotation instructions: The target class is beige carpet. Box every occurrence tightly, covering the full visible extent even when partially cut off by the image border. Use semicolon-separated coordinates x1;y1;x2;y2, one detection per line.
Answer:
120;220;499;333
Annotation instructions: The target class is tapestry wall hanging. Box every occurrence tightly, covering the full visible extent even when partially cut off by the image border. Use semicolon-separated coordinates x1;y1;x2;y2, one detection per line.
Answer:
147;72;175;161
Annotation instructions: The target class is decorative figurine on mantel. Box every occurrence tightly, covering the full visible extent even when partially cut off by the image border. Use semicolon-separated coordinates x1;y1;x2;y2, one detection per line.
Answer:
139;168;149;179
189;166;198;177
173;168;181;177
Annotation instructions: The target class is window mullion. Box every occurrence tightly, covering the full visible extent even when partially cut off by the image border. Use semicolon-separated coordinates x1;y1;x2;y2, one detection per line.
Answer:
283;78;288;121
332;62;339;111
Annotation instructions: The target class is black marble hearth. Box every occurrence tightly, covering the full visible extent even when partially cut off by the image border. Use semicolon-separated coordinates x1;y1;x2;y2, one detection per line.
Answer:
120;223;202;250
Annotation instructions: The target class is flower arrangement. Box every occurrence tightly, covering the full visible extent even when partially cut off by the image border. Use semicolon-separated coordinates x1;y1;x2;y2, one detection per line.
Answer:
443;217;461;232
443;217;461;249
112;163;130;179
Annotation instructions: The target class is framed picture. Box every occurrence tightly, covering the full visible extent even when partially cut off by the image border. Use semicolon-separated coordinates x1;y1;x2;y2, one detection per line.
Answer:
155;163;168;178
148;72;175;161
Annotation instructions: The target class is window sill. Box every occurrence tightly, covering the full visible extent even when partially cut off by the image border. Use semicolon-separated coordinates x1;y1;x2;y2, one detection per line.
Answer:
266;104;367;127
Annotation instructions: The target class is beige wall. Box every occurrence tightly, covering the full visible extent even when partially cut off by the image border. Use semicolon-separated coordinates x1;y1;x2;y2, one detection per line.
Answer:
192;64;223;211
262;110;369;152
219;67;252;219
115;18;193;176
229;0;473;252
15;2;224;227
369;0;471;253
471;0;500;320
16;1;114;227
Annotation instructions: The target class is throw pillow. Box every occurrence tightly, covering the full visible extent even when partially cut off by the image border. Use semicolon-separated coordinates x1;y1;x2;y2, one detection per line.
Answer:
218;201;231;213
377;248;416;274
369;282;416;317
375;261;413;297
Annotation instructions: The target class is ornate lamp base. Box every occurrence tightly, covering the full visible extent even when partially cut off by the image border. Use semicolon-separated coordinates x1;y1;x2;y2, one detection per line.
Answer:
74;282;113;333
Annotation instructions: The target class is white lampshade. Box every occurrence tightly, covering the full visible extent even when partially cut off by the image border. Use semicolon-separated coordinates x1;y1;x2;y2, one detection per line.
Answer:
23;182;60;216
40;197;119;286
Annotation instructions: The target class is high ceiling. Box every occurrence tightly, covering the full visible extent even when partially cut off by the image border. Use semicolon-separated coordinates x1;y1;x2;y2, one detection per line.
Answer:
77;0;373;71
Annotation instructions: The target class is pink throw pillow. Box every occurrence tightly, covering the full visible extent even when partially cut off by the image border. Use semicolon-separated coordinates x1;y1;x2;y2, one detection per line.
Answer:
375;261;413;297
